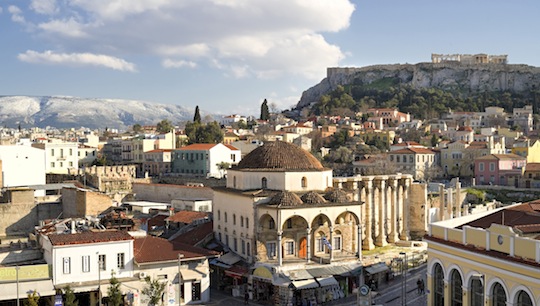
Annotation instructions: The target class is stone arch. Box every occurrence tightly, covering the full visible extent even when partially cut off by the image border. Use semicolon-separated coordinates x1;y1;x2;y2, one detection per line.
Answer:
486;278;509;306
449;268;463;306
432;262;445;306
259;213;276;231
446;264;464;283
281;215;309;231
311;213;332;228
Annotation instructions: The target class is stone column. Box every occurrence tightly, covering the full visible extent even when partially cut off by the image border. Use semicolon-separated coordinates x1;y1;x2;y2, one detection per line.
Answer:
306;227;311;263
362;180;375;250
375;179;387;247
356;224;362;260
388;179;399;243
455;181;462;218
399;178;410;241
277;231;283;266
439;184;445;221
329;226;334;262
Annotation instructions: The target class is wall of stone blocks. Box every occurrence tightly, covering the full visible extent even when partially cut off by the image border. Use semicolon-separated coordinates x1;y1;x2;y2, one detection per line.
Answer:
132;183;214;203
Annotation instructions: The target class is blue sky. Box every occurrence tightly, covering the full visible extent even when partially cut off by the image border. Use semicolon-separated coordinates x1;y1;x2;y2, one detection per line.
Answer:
1;0;539;116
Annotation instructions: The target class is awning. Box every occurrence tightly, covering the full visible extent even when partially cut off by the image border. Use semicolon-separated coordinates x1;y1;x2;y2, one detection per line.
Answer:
180;268;207;281
291;279;319;290
287;269;313;280
219;252;242;265
224;266;248;279
365;263;389;275
307;265;351;278
252;266;273;281
316;276;339;287
210;258;230;269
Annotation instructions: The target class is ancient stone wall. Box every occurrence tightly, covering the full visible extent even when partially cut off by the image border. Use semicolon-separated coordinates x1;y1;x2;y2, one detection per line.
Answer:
132;183;214;203
409;183;428;238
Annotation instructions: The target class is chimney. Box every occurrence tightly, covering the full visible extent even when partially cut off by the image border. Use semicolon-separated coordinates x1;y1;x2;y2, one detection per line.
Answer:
71;220;76;234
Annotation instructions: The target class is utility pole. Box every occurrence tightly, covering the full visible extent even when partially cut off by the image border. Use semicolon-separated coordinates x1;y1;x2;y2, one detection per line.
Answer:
97;253;102;306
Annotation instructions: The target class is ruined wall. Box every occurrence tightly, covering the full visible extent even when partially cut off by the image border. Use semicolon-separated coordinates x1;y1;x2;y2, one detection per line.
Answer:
409;183;428;238
0;189;62;236
62;187;113;218
132;183;213;203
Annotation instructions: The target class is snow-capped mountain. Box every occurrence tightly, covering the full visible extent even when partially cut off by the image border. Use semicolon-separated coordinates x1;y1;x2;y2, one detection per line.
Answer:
0;96;194;130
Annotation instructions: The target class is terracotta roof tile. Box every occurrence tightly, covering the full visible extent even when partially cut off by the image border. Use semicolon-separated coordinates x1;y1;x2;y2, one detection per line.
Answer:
48;230;133;246
301;191;326;204
166;211;210;224
133;235;218;263
170;222;214;246
268;191;303;207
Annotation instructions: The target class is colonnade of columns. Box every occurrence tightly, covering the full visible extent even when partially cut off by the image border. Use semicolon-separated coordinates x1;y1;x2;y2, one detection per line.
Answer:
334;174;413;250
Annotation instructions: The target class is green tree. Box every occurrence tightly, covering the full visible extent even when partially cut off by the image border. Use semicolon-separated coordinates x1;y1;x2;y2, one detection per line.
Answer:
156;119;174;134
142;276;166;306
64;285;79;306
24;290;39;306
430;134;438;147
185;121;223;144
133;123;143;133
108;271;123;306
260;99;270;120
217;161;231;178
193;105;201;124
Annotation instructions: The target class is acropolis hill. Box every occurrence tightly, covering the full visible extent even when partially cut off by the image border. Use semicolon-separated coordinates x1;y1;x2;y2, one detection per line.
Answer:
296;55;540;109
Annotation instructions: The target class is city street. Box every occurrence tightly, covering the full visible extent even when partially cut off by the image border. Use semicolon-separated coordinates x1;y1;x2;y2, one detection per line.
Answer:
372;264;427;306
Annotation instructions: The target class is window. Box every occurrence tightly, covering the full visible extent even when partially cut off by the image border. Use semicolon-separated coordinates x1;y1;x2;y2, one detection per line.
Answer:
69;148;73;156
63;257;71;274
233;176;237;188
489;162;496;172
516;290;533;306
479;163;484;172
316;237;325;253
247;242;251;256
285;241;294;255
286;219;293;229
269;219;275;229
470;277;483;306
246;218;249;228
82;255;90;273
241;240;246;254
234;238;238;251
99;254;106;271
233;214;236;225
218;233;222;242
69;161;73;167
60;149;64;157
240;216;244;227
225;235;229;246
492;283;506;306
224;212;228;223
450;269;462;306
117;253;125;269
267;242;277;259
192;281;201;301
51;149;55;156
333;236;342;251
218;210;221;221
231;154;236;162
262;177;268;189
433;263;444;306
301;177;307;188
51;162;55;168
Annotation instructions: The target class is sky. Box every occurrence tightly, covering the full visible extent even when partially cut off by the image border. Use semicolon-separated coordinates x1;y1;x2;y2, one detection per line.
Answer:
1;0;540;116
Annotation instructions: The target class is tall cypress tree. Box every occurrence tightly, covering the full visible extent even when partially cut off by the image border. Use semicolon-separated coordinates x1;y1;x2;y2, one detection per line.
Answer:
193;105;201;123
260;99;270;120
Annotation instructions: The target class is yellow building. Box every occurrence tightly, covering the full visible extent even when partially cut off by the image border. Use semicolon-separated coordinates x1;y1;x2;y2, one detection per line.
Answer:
512;139;540;163
357;129;396;149
425;201;540;306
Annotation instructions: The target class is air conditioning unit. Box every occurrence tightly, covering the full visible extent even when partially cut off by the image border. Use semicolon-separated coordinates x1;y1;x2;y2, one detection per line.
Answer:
139;272;147;279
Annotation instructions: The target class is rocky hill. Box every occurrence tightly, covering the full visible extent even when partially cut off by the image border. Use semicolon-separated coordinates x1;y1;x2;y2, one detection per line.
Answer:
297;62;540;110
0;96;194;130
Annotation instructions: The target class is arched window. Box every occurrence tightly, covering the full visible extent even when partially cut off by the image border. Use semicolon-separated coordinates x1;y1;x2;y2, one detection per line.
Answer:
262;177;267;189
516;290;533;306
492;283;506;306
433;263;444;306
301;177;307;188
470;277;483;306
450;269;462;306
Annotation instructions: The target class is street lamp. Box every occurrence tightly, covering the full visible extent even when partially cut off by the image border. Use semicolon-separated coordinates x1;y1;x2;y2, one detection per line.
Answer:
16;265;20;306
97;253;102;306
399;252;408;306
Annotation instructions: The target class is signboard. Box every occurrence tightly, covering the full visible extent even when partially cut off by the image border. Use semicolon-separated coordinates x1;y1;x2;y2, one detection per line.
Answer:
0;264;51;282
54;294;63;306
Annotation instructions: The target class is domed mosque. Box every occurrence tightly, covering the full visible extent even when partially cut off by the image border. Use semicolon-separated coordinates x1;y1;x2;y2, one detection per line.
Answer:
213;141;365;304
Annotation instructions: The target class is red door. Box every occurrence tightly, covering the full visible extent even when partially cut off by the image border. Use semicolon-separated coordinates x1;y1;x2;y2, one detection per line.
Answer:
299;237;307;258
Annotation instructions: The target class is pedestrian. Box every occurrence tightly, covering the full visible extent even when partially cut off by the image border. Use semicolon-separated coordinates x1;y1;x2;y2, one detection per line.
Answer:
420;279;425;294
416;278;422;294
244;291;249;305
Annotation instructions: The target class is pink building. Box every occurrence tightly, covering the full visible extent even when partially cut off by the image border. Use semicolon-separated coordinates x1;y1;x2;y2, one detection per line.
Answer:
474;153;526;186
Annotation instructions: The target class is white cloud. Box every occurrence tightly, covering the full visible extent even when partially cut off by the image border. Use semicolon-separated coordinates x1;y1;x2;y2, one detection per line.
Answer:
162;59;197;69
15;0;355;78
8;5;25;24
18;50;137;72
38;18;88;38
30;0;58;15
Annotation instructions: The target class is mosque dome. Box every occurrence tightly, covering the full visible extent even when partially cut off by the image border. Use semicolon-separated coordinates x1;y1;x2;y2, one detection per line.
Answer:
235;141;324;171
324;189;350;203
301;191;327;204
268;191;303;207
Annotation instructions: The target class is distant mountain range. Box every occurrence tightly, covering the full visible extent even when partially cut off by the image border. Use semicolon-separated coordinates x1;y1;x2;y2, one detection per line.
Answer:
0;96;194;130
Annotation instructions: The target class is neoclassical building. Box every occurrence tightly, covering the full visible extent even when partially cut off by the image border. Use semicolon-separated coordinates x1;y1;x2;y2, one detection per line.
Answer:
425;201;540;306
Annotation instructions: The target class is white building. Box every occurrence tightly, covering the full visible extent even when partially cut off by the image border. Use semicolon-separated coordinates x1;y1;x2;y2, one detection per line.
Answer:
0;145;46;191
172;143;241;178
32;141;79;174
